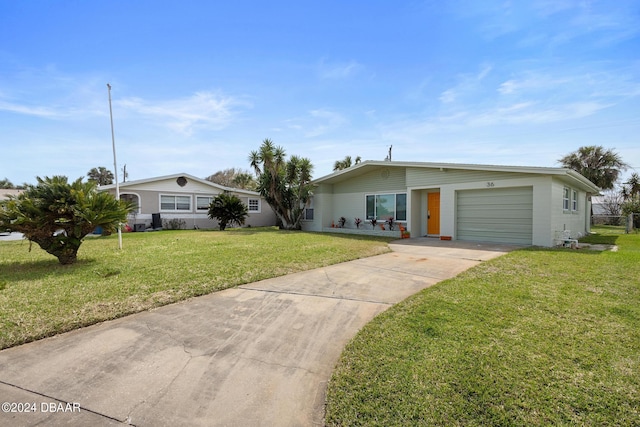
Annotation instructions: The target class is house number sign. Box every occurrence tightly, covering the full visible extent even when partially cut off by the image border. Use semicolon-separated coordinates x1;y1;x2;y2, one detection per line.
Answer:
487;182;495;187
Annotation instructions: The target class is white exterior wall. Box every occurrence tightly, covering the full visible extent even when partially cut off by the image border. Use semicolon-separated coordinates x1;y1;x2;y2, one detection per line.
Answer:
303;169;407;232
305;163;597;247
103;175;276;230
411;175;555;246
550;178;590;241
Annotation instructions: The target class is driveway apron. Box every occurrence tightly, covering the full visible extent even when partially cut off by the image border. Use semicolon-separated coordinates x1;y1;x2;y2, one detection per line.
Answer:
0;239;514;426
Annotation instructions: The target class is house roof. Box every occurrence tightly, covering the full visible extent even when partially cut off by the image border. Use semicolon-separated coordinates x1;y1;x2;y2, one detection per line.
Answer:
99;173;261;196
312;160;601;193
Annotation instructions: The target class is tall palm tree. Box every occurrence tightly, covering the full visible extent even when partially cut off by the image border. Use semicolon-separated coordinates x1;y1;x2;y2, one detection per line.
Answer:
249;139;313;229
87;167;114;185
558;146;628;190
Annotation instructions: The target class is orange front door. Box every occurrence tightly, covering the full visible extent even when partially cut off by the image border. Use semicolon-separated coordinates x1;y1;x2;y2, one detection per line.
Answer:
427;192;440;235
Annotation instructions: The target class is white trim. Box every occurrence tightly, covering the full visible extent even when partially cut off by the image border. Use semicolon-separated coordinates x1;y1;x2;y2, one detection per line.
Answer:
313;161;600;193
120;192;142;214
101;173;261;196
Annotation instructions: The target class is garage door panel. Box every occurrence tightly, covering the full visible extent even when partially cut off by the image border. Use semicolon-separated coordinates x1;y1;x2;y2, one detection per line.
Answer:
457;187;533;245
458;194;532;204
457;208;532;218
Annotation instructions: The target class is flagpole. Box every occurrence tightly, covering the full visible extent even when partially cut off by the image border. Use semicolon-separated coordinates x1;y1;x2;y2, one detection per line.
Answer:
107;83;123;250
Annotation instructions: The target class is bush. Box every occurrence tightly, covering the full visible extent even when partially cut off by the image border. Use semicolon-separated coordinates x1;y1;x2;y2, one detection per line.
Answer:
0;176;132;264
207;193;248;230
162;218;186;230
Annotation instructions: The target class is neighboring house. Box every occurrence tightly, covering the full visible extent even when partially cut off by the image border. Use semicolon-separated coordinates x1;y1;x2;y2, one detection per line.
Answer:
301;161;600;247
0;189;24;201
1;189;24;236
100;173;277;230
591;195;606;215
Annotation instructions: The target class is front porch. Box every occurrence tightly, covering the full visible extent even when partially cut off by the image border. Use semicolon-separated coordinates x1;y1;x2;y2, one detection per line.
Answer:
321;227;405;239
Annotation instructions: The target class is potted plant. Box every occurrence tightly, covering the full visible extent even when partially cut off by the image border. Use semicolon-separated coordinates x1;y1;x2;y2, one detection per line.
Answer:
338;217;346;228
354;218;362;229
370;218;377;229
386;217;395;231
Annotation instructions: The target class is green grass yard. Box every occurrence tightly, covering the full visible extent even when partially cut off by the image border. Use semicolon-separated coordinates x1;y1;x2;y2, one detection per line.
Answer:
2;225;638;425
325;227;640;426
0;227;391;350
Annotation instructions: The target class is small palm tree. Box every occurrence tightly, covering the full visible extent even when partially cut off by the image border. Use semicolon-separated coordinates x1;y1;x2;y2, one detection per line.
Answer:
232;172;257;190
0;176;133;264
0;178;15;189
207;193;249;230
333;155;362;171
623;173;640;200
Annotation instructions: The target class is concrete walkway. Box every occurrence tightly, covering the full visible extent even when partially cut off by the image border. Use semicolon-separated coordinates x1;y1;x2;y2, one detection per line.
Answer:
0;239;515;426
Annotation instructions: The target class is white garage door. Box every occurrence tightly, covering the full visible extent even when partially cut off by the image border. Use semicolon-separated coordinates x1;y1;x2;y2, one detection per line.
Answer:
457;187;533;245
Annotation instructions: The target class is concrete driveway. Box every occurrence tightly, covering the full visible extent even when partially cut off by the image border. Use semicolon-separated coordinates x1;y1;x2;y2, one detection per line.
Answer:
0;238;515;426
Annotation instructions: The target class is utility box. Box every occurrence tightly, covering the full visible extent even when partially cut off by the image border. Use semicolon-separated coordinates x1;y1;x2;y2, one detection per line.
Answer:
134;223;146;232
152;213;162;230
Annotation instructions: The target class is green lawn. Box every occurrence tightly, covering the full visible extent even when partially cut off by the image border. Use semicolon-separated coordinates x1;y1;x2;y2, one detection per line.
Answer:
0;227;391;350
325;227;640;426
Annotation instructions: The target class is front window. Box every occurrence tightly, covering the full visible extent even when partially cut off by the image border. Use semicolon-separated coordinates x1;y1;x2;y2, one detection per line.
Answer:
196;196;213;211
396;193;407;221
248;198;260;212
161;195;191;211
366;193;407;221
304;208;314;220
572;190;578;212
120;193;140;213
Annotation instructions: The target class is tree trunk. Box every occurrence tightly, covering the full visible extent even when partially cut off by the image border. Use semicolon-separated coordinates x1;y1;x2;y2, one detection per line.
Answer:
34;236;81;265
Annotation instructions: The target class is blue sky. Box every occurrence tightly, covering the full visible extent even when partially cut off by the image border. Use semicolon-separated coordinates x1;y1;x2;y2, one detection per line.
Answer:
1;0;639;186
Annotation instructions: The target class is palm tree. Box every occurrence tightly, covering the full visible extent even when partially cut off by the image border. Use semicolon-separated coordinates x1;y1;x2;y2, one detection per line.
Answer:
333;155;362;171
0;178;15;189
622;173;640;200
249;139;313;230
207;193;249;230
0;176;132;264
87;167;114;186
558;146;628;190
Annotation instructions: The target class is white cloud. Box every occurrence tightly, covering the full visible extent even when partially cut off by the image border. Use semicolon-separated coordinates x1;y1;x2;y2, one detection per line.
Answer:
117;92;249;135
281;109;348;138
0;100;61;118
439;64;493;104
305;109;348;137
497;74;570;95
467;101;609;126
317;59;363;79
439;89;456;104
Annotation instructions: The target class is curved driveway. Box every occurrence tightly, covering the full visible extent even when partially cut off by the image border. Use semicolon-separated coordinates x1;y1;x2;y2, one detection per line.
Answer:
0;238;514;426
